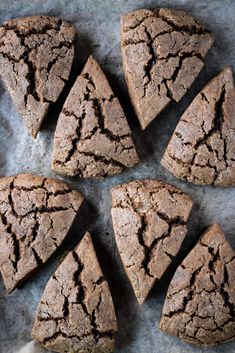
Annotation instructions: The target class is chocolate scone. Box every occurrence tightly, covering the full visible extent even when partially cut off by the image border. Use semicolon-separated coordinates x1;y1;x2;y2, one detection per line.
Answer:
121;8;214;129
111;179;193;304
159;223;235;346
0;174;83;293
51;55;139;178
161;66;235;186
32;232;117;353
0;16;75;137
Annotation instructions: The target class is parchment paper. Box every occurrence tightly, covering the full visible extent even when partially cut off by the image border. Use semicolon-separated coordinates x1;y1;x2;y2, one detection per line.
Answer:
0;1;235;353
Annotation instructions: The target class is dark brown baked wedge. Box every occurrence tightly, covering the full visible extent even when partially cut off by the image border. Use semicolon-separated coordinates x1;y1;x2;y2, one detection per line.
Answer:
111;179;193;304
0;16;75;137
161;66;235;186
0;174;83;293
159;223;235;346
51;55;139;178
121;8;214;129
32;232;117;353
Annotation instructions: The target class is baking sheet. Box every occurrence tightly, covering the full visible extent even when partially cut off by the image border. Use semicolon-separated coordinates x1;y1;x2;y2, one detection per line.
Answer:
0;0;235;352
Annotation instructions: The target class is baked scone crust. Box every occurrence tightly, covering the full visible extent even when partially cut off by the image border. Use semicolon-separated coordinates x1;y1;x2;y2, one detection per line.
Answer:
0;173;83;293
160;223;235;346
32;232;117;353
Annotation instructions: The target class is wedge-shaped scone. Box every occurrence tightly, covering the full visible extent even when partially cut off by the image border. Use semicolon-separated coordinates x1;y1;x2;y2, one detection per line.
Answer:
160;223;235;346
161;66;235;186
0;16;75;137
51;55;139;178
121;8;214;129
111;179;193;304
32;232;117;353
0;174;83;293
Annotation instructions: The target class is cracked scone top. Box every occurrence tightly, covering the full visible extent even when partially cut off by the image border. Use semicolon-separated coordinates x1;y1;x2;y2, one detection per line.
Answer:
159;223;235;346
121;8;214;129
161;66;235;186
51;55;139;178
0;16;75;137
111;179;193;304
32;232;117;353
0;174;83;293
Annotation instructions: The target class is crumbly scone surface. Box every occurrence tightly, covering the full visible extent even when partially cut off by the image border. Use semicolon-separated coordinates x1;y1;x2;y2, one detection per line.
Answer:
0;173;83;293
161;66;235;186
121;8;214;129
111;179;193;304
52;56;139;178
0;16;75;137
32;232;117;353
159;224;235;346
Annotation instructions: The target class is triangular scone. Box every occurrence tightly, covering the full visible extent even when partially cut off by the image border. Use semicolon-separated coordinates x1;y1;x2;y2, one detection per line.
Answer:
32;232;117;353
121;8;214;129
161;67;235;186
0;16;75;137
159;224;235;346
0;174;83;293
111;179;193;304
51;55;139;178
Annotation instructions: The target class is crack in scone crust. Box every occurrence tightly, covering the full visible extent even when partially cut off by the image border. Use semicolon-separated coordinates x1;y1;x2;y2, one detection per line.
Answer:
0;16;75;137
159;224;235;346
32;233;117;353
111;179;193;304
51;55;139;178
161;66;235;186
0;174;83;293
121;8;214;129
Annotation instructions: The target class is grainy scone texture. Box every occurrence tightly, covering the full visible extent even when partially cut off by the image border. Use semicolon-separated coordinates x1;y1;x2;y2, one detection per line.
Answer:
111;179;193;304
32;232;117;353
0;16;75;137
161;66;235;186
121;8;214;129
51;55;139;178
0;173;83;293
159;223;235;346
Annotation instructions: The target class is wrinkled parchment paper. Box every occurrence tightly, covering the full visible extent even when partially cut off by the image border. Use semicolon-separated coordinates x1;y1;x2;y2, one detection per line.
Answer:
0;1;235;353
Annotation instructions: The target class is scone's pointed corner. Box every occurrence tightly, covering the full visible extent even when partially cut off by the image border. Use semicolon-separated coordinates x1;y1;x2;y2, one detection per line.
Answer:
30;129;38;139
206;222;223;233
77;231;93;248
199;223;227;246
86;54;96;63
136;293;148;305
